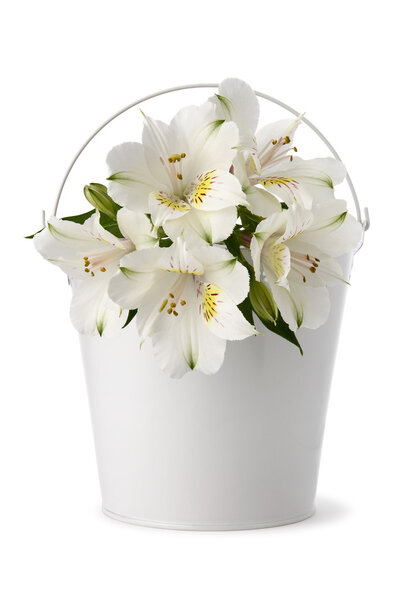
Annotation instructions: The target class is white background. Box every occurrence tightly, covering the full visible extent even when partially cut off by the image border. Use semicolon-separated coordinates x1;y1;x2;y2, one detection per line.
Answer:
1;1;399;598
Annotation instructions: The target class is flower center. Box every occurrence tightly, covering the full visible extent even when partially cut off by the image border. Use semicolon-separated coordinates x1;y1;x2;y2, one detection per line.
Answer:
159;292;187;317
258;133;298;170
290;251;320;283
160;152;187;195
81;242;132;277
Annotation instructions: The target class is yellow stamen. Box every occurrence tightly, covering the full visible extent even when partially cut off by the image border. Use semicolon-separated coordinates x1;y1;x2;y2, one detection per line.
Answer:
168;153;182;163
159;299;168;312
177;173;183;180
100;267;106;272
84;268;90;273
91;271;95;277
169;293;174;298
170;302;176;308
173;310;178;316
167;308;173;314
180;300;186;306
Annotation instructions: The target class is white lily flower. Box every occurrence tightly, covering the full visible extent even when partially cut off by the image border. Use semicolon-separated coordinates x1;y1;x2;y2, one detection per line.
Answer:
213;78;346;214
107;102;246;244
34;209;158;336
108;237;258;378
250;201;362;331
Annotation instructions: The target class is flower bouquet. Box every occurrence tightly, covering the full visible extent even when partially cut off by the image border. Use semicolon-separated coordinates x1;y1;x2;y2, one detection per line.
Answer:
31;80;365;529
32;79;362;378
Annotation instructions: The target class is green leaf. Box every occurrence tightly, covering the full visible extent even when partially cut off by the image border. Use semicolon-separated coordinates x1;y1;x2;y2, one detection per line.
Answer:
98;212;124;238
84;183;121;220
122;309;137;329
237;296;255;326
258;312;303;355
25;209;96;238
238;206;263;231
159;237;173;247
62;209;96;224
25;227;44;239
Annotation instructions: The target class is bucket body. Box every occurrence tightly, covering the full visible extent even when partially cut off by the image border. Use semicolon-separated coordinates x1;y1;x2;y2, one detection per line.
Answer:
80;255;352;530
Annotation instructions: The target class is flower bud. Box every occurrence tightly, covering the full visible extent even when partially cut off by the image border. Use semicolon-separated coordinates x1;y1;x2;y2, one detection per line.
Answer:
84;183;120;220
249;279;278;324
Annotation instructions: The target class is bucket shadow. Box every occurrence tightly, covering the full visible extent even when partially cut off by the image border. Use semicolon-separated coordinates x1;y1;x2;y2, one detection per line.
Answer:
300;496;352;528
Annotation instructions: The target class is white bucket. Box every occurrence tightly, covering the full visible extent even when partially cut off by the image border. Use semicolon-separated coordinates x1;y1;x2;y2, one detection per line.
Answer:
53;85;368;530
80;254;353;530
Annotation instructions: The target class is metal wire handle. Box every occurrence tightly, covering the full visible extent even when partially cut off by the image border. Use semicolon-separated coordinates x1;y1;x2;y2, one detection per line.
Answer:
51;83;370;236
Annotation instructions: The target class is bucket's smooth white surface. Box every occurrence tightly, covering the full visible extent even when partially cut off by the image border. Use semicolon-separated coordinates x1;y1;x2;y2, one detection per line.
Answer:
80;255;352;530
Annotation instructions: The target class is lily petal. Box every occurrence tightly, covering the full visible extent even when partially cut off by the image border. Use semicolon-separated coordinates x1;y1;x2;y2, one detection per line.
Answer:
164;204;238;245
200;282;258;340
297;200;363;256
272;282;331;331
70;278;126;337
106;142;158;210
194;245;250;304
116;208;158;250
108;247;164;308
185;169;246;211
211;78;260;148
148;191;189;228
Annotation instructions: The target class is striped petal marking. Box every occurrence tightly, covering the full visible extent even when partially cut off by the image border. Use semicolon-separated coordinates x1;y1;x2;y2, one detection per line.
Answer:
152;191;190;212
202;283;221;324
185;170;217;207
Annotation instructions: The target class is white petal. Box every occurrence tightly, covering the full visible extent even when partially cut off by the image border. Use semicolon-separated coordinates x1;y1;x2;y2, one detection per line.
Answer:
116;208;158;249
250;211;288;280
185;169;246;211
211;78;259;147
261;238;291;285
272;282;331;331
279;204;314;243
256;118;301;159
271;156;345;187
108;247;164;308
106;142;157;210
287;240;345;287
34;214;128;279
201;283;257;340
70;278;126;336
164;205;238;245
245;184;281;218
148;191;189;228
260;157;346;208
194;245;250;304
169;102;239;174
158;237;205;275
298;200;363;256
